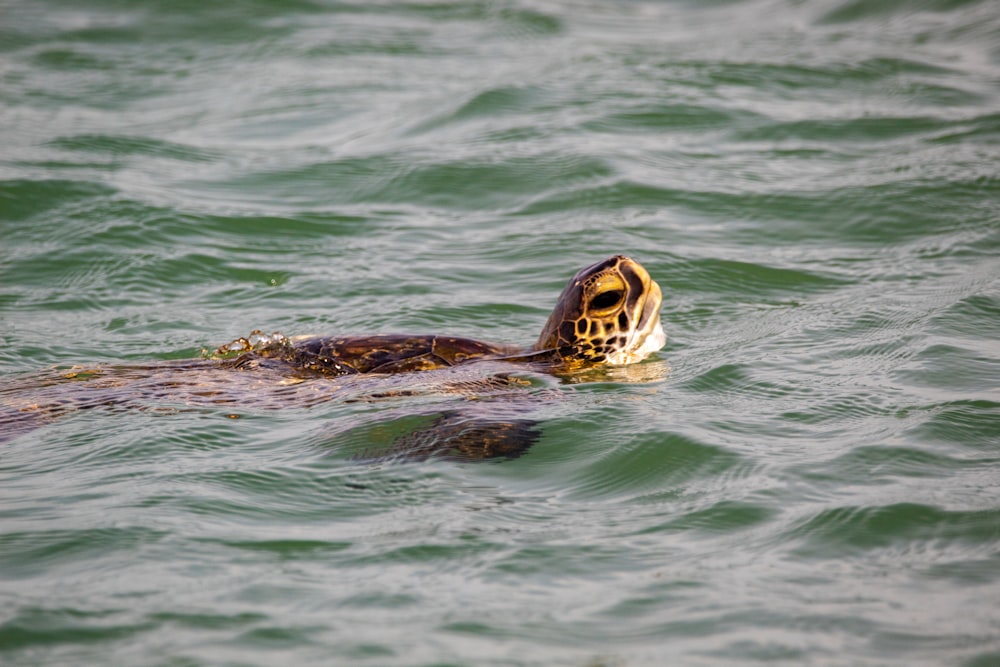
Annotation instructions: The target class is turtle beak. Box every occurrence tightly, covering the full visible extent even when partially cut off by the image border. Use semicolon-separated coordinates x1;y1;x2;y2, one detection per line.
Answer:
608;259;665;365
625;278;666;363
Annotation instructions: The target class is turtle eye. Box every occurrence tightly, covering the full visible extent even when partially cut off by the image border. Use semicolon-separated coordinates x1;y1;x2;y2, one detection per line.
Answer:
590;289;623;312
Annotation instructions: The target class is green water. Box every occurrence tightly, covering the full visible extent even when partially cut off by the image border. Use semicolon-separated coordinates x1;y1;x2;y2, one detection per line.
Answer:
2;0;1000;664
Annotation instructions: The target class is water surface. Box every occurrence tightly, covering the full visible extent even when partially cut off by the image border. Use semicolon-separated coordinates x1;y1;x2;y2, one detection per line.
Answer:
2;0;999;665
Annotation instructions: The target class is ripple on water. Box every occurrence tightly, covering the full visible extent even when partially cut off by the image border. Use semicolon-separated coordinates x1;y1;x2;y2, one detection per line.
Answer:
0;607;156;655
791;442;996;484
558;425;749;503
0;526;166;579
46;134;222;163
0;178;115;223
787;502;1000;559
904;399;1000;452
637;499;777;535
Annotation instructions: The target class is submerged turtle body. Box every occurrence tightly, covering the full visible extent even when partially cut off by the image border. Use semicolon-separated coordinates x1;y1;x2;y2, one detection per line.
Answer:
221;254;666;377
1;255;666;459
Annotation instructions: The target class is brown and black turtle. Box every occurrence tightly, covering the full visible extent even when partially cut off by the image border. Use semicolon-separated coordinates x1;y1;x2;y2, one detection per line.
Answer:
0;255;666;459
219;254;665;375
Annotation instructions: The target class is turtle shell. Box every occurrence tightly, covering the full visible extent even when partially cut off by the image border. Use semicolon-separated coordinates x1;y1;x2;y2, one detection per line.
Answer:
289;334;518;374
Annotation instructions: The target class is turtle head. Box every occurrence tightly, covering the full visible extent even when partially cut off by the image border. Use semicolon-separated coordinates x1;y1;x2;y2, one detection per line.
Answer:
535;255;666;365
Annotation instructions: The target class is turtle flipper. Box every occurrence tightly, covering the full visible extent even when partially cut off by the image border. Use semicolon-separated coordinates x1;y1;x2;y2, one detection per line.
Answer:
353;410;541;462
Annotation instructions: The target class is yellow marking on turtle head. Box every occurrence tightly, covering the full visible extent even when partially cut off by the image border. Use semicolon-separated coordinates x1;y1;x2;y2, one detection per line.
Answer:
536;255;665;365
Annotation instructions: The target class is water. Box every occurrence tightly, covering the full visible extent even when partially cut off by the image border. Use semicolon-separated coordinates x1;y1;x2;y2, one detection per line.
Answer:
2;0;999;664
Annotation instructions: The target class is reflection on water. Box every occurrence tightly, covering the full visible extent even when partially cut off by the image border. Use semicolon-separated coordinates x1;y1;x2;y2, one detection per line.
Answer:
555;357;671;386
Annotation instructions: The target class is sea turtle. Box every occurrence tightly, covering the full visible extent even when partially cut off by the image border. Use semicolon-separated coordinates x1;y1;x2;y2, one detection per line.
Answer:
0;255;666;459
219;254;665;375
